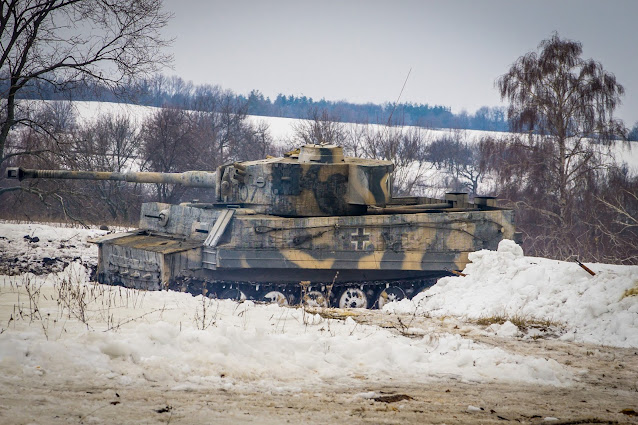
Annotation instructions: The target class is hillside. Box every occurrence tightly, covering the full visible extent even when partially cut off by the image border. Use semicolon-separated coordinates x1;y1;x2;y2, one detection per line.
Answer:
52;100;638;173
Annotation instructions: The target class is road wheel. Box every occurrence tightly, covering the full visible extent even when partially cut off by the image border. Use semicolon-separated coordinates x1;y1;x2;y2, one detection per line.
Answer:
220;288;246;301
261;291;288;306
377;286;406;309
338;287;368;309
303;290;329;308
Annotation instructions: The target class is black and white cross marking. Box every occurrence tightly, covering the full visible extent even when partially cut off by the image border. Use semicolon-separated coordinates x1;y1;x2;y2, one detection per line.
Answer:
350;228;370;250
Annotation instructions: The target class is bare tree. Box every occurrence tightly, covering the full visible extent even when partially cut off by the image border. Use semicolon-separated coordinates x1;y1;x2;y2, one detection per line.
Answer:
65;113;143;221
291;109;434;196
240;120;274;160
0;101;76;194
488;34;631;260
191;90;261;165
426;130;488;196
291;108;348;146
0;0;172;170
496;33;626;225
0;102;88;221
342;123;433;196
142;107;191;173
592;168;638;264
141;107;196;203
0;108;149;223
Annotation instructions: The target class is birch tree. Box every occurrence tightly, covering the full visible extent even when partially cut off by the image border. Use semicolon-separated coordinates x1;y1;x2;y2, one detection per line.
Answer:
496;33;626;225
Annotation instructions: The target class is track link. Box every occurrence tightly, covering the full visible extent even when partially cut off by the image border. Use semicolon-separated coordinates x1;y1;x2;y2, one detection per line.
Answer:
169;274;449;309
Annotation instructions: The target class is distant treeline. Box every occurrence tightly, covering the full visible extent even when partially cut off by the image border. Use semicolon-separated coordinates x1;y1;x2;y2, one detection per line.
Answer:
240;90;509;131
10;74;510;132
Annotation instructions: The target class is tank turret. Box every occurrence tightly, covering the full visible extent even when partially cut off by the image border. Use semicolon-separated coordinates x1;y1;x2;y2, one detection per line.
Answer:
8;144;392;217
216;144;393;216
6;144;519;309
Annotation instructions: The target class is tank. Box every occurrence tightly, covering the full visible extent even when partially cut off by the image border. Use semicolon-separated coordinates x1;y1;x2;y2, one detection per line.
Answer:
6;144;518;308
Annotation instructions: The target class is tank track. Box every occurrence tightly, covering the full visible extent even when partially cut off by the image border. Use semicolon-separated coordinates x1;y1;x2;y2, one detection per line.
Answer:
169;274;449;309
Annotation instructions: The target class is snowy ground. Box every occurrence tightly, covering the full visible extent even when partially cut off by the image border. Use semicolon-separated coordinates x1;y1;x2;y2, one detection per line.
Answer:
0;222;637;424
385;240;638;348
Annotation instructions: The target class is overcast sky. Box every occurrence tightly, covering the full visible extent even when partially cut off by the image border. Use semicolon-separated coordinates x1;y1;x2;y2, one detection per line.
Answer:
163;0;637;123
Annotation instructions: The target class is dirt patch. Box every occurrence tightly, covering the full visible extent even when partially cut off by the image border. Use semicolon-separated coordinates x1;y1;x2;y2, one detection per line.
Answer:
0;253;96;276
0;254;97;281
1;378;636;424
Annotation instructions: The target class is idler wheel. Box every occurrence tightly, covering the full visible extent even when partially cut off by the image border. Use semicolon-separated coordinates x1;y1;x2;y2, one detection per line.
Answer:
220;288;246;302
338;288;368;309
303;290;329;308
262;291;288;306
377;286;406;309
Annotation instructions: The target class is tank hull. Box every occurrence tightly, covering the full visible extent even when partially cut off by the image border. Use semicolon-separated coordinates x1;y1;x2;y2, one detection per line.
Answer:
93;201;516;307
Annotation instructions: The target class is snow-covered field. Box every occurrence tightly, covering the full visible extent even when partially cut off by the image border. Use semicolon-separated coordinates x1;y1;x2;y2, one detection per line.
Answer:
35;100;638;173
0;223;571;388
1;222;637;424
61;100;306;144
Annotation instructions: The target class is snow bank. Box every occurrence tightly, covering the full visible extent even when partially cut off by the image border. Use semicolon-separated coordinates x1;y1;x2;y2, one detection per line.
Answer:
0;262;572;394
385;240;638;348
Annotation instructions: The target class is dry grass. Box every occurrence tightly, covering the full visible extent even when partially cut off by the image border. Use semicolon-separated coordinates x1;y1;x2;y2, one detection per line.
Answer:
304;307;360;320
621;281;638;299
2;265;172;337
474;312;561;331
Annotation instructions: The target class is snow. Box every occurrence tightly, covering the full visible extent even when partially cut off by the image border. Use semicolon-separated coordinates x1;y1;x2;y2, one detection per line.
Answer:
0;222;107;275
0;286;572;390
65;100;300;143
68;101;159;126
0;269;572;391
384;239;638;348
487;321;520;338
0;222;582;398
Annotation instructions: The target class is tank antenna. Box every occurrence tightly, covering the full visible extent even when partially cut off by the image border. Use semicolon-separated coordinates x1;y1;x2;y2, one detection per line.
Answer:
386;67;412;127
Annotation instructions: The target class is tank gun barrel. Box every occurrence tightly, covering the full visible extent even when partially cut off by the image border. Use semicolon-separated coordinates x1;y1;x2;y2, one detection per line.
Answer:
6;167;217;188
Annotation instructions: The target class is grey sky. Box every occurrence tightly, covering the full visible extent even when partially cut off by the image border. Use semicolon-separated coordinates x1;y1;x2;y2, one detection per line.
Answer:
163;0;638;123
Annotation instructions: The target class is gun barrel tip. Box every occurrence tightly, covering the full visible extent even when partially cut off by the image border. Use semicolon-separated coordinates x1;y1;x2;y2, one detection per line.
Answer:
6;167;21;180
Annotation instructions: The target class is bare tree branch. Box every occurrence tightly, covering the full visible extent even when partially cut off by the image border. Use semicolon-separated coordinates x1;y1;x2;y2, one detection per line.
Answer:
0;0;172;170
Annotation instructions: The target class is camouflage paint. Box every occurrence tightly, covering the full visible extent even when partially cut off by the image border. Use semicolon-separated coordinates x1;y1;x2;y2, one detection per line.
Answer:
8;144;518;305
